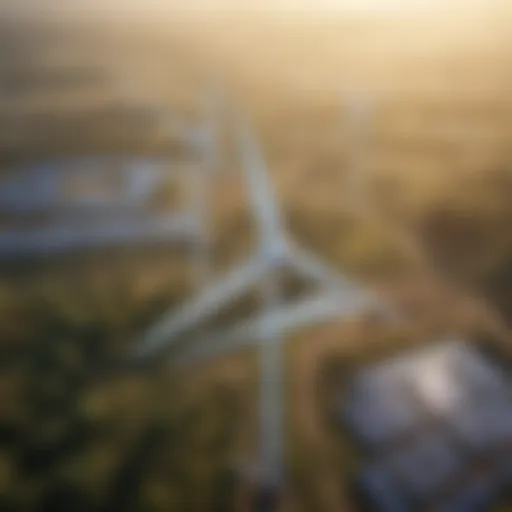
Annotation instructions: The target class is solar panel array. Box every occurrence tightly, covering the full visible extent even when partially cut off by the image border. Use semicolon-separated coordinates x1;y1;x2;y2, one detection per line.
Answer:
0;92;219;258
0;157;201;254
342;341;512;511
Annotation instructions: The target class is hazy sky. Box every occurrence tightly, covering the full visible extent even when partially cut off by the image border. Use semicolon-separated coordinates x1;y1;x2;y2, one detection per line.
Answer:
169;0;488;12
3;0;504;19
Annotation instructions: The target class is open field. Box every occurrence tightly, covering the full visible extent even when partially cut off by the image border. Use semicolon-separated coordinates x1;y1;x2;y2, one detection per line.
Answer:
1;10;512;510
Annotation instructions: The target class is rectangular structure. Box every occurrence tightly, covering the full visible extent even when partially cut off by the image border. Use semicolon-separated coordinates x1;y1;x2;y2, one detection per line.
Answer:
343;340;512;510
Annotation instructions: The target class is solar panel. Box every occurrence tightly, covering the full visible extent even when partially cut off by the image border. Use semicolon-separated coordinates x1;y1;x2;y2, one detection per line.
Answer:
387;431;462;500
343;364;422;448
439;342;509;399
0;157;170;213
357;463;409;512
497;457;512;488
449;395;512;452
343;340;512;510
437;476;497;512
